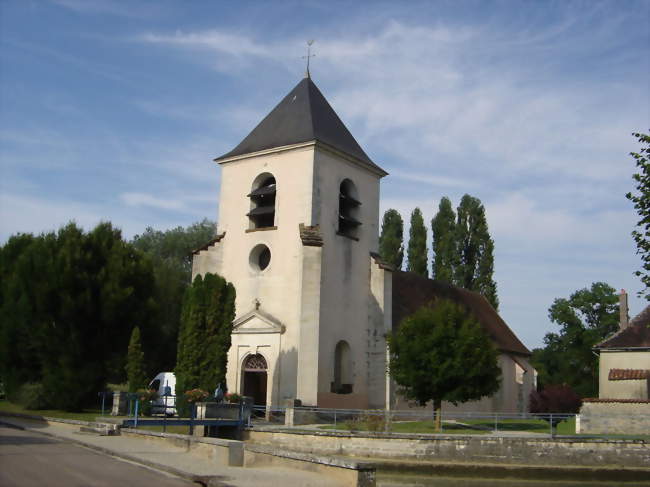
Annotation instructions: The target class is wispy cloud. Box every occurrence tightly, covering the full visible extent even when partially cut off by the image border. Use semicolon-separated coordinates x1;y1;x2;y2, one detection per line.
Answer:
121;192;185;211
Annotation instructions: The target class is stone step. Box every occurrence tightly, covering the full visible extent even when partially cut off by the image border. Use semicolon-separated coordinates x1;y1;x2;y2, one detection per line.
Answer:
79;424;120;436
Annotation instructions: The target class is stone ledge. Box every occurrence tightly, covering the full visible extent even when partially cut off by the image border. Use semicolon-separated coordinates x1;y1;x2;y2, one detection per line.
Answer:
245;443;374;471
247;426;648;444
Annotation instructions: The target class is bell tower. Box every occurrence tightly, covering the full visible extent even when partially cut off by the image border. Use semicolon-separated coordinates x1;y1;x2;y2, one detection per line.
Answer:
192;76;391;408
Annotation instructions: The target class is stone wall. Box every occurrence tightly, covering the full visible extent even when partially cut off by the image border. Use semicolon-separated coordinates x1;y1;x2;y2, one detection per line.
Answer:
244;428;650;468
578;400;650;435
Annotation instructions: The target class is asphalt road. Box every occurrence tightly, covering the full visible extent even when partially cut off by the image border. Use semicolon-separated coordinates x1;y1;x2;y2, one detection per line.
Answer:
0;424;195;487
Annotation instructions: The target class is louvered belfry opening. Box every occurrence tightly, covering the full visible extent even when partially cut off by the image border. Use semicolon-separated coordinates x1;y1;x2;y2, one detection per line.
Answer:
338;178;361;238
247;174;276;229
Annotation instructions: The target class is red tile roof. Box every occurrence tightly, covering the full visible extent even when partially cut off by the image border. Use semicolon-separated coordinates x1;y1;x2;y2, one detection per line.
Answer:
391;271;531;356
595;305;650;349
608;368;650;380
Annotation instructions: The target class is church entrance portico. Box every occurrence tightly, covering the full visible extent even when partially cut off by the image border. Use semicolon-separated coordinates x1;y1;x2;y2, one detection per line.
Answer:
242;353;268;406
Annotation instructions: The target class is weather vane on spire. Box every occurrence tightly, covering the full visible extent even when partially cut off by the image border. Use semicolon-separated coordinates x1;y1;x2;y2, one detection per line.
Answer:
302;40;315;78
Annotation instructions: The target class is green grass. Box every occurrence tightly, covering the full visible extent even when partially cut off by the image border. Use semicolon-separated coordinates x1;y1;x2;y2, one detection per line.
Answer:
135;425;193;434
0;399;116;422
319;417;577;435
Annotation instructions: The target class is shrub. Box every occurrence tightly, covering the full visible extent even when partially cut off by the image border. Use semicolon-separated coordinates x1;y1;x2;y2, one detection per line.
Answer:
224;392;242;404
529;384;582;429
17;383;50;410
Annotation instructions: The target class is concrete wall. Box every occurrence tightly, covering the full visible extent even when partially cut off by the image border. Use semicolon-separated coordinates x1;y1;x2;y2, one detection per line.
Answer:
245;429;650;468
599;351;650;399
578;401;650;435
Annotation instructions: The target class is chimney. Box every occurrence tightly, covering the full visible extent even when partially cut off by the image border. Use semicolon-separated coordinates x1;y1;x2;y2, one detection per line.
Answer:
619;289;629;330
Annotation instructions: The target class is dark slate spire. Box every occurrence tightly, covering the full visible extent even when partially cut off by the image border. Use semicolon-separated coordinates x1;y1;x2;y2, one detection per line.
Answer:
215;78;386;175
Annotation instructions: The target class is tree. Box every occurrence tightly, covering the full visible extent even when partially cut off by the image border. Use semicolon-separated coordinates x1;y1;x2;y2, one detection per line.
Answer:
0;222;156;410
529;384;582;431
388;298;501;431
431;197;457;283
407;208;428;277
126;327;147;393
455;195;499;310
625;131;650;301
175;273;235;416
379;209;404;270
531;282;619;397
131;219;216;371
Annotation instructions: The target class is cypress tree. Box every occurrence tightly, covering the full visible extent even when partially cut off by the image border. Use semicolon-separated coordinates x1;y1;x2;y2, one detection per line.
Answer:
126;326;147;392
407;208;428;277
431;197;456;283
379;209;404;269
175;272;235;415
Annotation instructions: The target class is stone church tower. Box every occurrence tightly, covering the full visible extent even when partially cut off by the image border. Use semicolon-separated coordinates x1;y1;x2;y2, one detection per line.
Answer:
192;76;392;408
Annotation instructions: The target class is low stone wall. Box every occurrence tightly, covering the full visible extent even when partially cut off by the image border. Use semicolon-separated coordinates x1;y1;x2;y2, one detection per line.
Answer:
121;428;244;466
245;428;650;468
245;444;375;487
578;400;650;435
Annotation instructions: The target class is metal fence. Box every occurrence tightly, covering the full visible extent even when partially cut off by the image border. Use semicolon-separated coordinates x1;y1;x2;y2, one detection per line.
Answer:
250;405;576;436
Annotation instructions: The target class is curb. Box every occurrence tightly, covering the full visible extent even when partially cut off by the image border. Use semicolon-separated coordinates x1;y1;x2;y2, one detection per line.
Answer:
0;417;230;487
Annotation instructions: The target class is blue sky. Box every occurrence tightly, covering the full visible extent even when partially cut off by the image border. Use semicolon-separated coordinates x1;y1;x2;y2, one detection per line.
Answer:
1;0;648;348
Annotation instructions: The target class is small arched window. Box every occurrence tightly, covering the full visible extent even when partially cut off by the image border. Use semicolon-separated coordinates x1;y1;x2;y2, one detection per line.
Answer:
338;179;361;239
331;340;353;394
247;174;276;229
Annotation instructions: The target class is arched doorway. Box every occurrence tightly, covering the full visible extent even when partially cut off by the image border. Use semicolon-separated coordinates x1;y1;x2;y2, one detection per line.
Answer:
242;354;268;406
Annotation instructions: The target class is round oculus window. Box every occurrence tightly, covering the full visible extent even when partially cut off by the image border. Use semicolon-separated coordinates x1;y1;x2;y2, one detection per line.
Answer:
249;244;271;271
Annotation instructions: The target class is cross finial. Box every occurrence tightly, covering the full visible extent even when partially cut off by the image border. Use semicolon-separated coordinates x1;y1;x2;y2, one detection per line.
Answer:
253;298;261;310
302;40;315;78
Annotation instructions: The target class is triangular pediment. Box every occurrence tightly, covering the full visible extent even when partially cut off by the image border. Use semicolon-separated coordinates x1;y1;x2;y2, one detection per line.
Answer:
232;309;285;334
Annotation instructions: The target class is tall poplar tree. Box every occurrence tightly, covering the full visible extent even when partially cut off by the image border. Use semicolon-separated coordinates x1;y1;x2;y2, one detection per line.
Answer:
455;195;499;310
379;209;404;270
431;197;456;283
407;208;428;277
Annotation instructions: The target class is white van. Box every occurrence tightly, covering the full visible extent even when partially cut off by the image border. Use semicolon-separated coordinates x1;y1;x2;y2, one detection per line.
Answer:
148;372;176;416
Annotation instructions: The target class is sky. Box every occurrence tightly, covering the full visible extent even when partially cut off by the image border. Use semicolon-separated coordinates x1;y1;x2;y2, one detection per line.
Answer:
1;0;648;349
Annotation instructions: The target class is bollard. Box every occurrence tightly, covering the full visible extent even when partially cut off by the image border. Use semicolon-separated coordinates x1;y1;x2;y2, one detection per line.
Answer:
134;399;139;428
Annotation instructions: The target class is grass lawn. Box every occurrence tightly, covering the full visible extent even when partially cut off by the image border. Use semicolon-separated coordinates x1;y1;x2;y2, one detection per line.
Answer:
319;417;577;435
0;399;113;422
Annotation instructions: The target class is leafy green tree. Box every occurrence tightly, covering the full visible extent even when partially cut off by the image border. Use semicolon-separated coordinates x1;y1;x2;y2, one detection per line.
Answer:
131;219;216;371
625;131;650;301
388;299;501;431
454;195;499;310
407;208;428;277
0;222;156;410
379;209;404;270
531;282;619;397
126;327;147;393
431;197;456;283
175;273;235;415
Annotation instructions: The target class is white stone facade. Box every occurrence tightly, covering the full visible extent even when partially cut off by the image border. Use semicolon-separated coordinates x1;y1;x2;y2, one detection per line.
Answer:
192;142;389;408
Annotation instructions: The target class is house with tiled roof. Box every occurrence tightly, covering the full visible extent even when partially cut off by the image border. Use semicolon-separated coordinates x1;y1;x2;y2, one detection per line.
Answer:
594;291;650;400
578;291;650;434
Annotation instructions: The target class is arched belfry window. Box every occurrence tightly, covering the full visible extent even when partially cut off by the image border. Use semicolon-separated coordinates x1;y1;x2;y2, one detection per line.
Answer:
247;174;276;229
338;179;361;239
331;340;353;394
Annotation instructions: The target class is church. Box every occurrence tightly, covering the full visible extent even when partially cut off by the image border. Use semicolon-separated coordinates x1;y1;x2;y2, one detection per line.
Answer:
192;74;535;413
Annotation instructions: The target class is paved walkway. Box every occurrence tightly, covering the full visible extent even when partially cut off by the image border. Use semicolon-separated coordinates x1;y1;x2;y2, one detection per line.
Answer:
0;417;339;487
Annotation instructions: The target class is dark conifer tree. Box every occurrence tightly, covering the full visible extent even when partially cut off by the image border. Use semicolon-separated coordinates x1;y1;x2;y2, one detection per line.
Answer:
175;273;235;415
126;327;147;392
379;209;404;270
407;208;428;277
